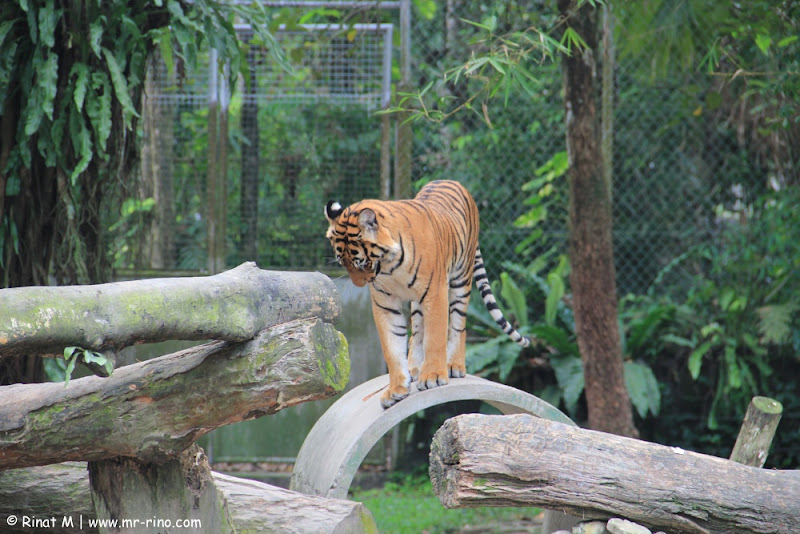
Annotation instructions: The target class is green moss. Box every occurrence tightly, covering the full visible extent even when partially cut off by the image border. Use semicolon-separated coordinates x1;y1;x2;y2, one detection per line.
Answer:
28;403;67;428
316;330;350;392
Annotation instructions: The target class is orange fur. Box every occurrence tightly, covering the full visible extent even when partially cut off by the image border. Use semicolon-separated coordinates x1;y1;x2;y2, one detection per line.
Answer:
325;180;528;408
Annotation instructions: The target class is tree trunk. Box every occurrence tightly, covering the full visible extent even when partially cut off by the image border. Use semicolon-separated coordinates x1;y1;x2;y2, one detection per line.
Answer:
89;445;225;533
430;413;800;534
0;317;349;470
240;47;260;261
558;0;636;437
140;50;176;270
0;461;377;534
0;262;340;358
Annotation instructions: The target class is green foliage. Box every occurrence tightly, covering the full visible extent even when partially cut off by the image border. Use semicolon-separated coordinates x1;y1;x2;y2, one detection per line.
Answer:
350;473;541;534
655;188;800;430
614;187;800;466
384;3;588;125
49;346;115;387
0;0;286;285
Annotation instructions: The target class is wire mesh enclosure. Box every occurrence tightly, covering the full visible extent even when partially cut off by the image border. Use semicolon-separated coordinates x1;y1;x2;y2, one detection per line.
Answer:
123;1;788;297
128;16;395;273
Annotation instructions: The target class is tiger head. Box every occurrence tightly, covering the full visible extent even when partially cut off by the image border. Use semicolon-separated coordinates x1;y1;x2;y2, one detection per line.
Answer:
324;200;393;288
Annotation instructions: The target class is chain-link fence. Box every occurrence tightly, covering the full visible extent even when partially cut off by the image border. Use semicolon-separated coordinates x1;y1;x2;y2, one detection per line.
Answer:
122;1;779;297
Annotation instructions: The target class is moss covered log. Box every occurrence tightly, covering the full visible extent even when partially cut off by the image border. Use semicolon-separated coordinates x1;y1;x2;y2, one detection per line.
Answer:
430;414;800;534
0;262;341;358
0;317;349;470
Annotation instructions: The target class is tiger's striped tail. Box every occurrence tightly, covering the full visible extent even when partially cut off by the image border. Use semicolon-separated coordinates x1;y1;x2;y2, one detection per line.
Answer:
473;248;531;348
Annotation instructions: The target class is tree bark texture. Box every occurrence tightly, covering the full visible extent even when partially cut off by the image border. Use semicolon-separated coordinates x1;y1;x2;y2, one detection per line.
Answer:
0;262;340;358
558;0;636;437
430;414;800;534
140;50;176;270
0;317;349;470
240;45;260;261
0;459;376;534
0;462;93;533
213;471;377;534
729;396;783;468
89;445;225;533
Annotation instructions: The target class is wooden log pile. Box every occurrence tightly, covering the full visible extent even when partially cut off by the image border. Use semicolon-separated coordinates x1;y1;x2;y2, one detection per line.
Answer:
0;263;375;533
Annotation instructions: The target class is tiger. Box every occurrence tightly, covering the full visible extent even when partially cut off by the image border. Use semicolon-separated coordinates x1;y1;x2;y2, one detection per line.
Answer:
324;179;530;408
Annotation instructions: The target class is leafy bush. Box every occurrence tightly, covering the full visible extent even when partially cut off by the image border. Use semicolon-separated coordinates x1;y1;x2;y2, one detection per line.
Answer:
466;184;800;468
636;187;800;465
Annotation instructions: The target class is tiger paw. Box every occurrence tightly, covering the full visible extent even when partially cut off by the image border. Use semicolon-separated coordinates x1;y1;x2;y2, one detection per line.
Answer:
416;372;449;391
409;367;420;382
448;364;466;379
380;385;410;408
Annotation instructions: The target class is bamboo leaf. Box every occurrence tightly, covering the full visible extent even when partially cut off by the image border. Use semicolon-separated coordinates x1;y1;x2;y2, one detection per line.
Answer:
560;27;588;53
755;34;771;55
465;55;490;75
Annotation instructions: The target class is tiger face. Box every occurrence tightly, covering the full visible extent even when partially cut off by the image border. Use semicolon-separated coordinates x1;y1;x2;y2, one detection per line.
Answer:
324;201;389;288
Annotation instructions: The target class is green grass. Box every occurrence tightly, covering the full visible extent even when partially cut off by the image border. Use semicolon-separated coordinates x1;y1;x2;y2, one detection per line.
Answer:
350;474;542;534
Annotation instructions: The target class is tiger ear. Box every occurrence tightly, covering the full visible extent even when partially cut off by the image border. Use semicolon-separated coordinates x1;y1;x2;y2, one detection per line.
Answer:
325;201;343;223
358;208;378;240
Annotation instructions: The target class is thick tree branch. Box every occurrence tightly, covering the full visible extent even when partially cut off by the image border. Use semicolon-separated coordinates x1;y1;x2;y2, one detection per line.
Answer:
0;262;341;358
0;317;349;470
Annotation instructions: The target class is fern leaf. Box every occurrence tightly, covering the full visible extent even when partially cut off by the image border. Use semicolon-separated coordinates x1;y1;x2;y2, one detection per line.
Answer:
757;303;797;344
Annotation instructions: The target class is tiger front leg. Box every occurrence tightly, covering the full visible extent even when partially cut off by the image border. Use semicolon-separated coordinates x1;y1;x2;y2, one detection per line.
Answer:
370;295;411;408
416;287;450;391
407;301;424;382
446;285;470;378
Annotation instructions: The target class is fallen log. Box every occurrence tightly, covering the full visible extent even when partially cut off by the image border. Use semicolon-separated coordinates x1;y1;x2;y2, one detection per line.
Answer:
0;262;341;358
0;459;377;534
430;413;800;534
0;462;92;533
0;317;349;469
214;471;377;533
